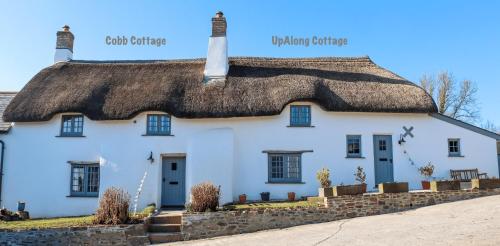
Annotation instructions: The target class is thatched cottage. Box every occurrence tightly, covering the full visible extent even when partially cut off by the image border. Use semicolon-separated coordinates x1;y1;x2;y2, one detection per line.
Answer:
1;12;499;217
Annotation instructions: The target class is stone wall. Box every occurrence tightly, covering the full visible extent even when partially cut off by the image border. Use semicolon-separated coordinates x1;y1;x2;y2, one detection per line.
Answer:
0;224;149;246
182;188;500;240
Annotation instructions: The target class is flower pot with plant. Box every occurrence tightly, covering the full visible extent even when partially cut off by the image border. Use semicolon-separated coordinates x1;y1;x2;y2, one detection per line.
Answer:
354;166;367;193
316;168;333;197
238;194;247;204
418;162;434;190
333;166;367;196
287;192;296;201
260;192;270;201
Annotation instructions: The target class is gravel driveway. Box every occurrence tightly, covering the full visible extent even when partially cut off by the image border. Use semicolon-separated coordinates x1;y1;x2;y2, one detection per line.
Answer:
165;194;500;246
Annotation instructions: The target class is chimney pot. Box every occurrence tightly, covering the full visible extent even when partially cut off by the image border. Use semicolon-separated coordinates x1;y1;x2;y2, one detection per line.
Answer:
62;25;70;32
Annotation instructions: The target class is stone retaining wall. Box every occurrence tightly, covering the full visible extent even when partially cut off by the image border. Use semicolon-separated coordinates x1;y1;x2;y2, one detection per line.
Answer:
182;188;500;240
0;224;149;246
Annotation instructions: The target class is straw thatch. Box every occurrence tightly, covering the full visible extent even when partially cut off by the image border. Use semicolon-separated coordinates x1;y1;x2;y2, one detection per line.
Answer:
3;57;437;122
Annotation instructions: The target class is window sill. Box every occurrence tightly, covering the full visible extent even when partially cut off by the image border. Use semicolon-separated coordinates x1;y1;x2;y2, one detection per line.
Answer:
142;134;174;137
287;125;315;128
265;182;305;184
448;155;465;158
345;156;365;159
56;135;86;138
66;195;98;198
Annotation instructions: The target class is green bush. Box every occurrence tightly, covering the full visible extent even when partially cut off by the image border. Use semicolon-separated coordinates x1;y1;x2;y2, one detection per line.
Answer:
316;168;332;188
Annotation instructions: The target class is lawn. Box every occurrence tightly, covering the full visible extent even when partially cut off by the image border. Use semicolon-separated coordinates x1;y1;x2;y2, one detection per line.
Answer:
0;215;95;230
225;200;320;210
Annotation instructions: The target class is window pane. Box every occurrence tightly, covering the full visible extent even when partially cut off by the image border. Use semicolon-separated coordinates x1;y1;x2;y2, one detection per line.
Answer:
290;106;311;126
72;166;85;192
62;115;83;136
287;155;300;179
271;155;284;179
347;136;361;155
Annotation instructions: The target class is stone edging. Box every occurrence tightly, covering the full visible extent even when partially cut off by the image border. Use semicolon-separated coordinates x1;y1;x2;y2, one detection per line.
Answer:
0;224;149;245
182;188;500;240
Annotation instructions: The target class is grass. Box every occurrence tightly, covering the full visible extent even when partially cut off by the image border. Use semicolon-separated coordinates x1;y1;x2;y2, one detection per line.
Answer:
0;204;157;230
224;200;319;210
0;215;94;230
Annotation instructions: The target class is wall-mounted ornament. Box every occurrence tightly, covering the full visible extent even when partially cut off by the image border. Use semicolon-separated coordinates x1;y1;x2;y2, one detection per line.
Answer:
403;126;414;138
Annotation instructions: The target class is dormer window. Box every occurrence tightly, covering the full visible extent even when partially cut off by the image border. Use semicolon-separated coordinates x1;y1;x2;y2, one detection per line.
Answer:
290;105;311;127
60;115;84;137
146;114;171;136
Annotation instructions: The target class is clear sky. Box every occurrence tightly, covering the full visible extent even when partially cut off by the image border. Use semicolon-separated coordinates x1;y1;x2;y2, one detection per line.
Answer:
0;0;498;125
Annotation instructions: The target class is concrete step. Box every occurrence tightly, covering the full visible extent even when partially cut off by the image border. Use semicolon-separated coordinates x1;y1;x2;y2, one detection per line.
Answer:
151;215;182;224
148;223;181;233
148;232;183;244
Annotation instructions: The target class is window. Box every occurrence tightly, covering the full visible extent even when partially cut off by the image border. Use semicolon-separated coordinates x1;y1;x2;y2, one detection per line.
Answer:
70;163;99;197
290;105;311;127
268;153;301;183
448;139;461;156
346;135;362;158
147;114;171;135
379;140;387;151
60;115;84;136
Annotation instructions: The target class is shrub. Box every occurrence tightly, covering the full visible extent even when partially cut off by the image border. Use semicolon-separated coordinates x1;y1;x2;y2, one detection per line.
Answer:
93;187;130;225
418;162;435;179
316;168;332;188
354;166;366;184
188;182;220;212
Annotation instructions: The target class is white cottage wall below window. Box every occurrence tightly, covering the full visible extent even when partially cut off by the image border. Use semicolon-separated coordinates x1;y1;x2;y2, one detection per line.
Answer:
1;104;497;217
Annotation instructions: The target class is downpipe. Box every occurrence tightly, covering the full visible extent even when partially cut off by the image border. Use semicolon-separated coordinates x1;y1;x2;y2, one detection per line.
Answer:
0;140;4;207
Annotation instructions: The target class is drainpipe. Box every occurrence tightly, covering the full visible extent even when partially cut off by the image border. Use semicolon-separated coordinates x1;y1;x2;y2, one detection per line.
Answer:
0;140;4;207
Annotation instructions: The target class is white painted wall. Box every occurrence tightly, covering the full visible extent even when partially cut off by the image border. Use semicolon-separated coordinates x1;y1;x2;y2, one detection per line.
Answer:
203;36;228;79
54;48;73;63
1;103;497;217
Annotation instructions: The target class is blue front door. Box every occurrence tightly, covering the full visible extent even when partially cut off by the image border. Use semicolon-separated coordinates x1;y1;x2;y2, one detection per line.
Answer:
373;135;394;185
161;157;186;207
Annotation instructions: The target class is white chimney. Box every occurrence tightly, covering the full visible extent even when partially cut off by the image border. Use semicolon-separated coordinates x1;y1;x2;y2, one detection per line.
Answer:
204;11;228;82
54;25;74;63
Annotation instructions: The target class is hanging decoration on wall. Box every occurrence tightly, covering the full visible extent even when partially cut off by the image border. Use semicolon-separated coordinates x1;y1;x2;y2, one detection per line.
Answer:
399;126;415;145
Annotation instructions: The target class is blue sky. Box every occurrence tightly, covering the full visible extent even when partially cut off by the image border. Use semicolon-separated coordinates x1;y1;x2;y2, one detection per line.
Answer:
0;0;499;125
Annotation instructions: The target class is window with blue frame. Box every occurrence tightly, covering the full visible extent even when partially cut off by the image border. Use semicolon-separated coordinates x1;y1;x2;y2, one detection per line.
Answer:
60;115;84;136
346;135;362;158
70;163;99;197
290;105;311;126
147;114;171;135
268;153;302;183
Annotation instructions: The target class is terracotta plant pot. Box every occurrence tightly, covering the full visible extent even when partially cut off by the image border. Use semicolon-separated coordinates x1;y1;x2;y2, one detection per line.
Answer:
287;192;295;201
421;181;431;190
238;194;247;204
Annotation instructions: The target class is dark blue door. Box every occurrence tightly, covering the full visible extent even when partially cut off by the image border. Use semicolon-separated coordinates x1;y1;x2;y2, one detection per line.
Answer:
161;157;186;206
373;135;394;185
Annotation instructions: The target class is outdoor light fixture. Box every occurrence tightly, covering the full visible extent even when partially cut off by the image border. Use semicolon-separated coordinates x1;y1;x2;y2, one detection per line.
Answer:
147;151;154;163
398;134;406;145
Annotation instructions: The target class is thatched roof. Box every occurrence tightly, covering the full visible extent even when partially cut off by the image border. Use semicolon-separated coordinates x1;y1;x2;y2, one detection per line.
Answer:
3;57;437;122
0;92;16;132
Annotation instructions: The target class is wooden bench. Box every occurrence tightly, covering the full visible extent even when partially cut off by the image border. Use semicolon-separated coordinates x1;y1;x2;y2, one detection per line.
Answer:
450;169;488;182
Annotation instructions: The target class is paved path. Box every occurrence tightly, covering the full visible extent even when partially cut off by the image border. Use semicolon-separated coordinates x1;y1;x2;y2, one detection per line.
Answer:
166;195;500;246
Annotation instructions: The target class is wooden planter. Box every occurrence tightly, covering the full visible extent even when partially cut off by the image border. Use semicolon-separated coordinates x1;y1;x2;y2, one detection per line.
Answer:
378;182;409;193
333;184;367;196
318;187;334;197
430;180;460;191
471;179;500;190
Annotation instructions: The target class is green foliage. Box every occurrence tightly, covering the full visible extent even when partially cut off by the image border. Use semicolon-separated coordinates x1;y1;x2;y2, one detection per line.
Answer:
354;166;367;184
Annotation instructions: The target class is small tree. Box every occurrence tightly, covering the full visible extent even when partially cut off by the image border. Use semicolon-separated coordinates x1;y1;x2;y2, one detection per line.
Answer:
354;166;366;184
93;187;130;225
418;162;435;180
316;168;332;188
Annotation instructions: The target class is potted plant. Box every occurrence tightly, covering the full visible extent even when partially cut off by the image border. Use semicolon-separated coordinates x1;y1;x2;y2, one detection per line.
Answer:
354;166;367;193
238;194;247;204
287;192;295;201
316;168;333;197
418;162;434;190
378;182;409;193
260;192;270;201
